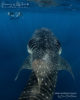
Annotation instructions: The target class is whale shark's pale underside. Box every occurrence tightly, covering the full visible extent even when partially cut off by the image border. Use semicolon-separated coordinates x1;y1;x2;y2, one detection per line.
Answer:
15;28;74;100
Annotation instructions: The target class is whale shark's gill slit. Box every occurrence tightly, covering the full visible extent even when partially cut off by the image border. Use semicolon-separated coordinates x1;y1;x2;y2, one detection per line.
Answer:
28;39;39;52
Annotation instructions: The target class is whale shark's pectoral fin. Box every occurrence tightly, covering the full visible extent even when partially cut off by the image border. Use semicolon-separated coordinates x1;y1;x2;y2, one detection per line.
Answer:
15;56;32;81
57;56;74;80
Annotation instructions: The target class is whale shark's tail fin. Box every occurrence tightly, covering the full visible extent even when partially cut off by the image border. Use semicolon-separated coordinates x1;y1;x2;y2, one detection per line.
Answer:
57;56;75;80
14;56;32;81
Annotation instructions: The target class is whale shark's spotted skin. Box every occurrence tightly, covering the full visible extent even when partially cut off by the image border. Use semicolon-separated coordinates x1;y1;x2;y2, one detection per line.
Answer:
15;28;74;100
19;70;57;100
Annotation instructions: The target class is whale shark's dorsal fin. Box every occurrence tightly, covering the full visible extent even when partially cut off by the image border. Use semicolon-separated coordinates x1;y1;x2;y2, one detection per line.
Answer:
57;56;74;80
15;56;32;81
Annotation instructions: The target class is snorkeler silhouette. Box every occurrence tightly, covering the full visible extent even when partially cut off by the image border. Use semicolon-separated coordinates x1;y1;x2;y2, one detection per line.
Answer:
8;11;22;20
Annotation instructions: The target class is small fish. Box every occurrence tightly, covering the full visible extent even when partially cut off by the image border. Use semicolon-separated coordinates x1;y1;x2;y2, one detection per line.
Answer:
27;0;58;7
15;28;74;100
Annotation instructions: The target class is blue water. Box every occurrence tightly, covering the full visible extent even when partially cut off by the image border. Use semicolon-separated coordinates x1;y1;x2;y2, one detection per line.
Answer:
0;0;80;100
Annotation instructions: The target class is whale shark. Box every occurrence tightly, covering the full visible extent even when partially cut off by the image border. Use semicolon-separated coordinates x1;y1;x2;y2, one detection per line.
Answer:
15;28;74;100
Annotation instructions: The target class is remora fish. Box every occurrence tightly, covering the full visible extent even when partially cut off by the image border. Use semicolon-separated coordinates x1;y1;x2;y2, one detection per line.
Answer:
15;28;74;100
27;0;58;7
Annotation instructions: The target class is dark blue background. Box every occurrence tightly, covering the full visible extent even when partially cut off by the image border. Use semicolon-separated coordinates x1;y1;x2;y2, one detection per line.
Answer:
0;3;80;100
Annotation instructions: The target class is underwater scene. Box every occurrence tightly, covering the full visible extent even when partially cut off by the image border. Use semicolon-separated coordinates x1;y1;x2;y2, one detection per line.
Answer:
0;0;80;100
